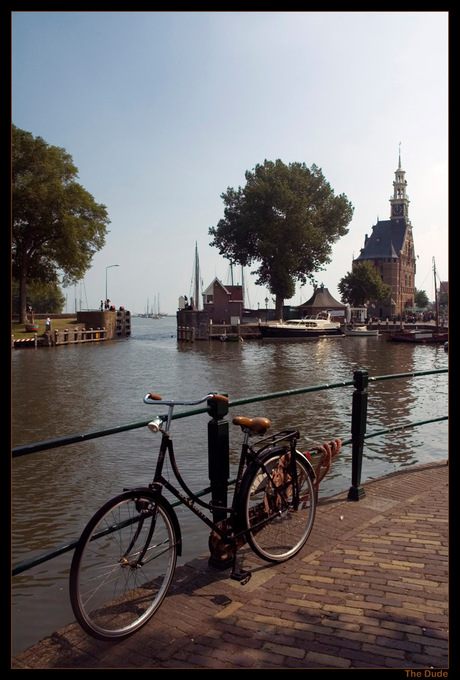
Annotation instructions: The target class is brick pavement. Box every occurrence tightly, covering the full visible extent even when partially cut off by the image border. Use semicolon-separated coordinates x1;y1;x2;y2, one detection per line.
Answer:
11;460;449;670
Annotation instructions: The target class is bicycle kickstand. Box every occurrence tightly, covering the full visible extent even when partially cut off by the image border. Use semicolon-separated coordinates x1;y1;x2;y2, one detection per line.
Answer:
230;550;252;586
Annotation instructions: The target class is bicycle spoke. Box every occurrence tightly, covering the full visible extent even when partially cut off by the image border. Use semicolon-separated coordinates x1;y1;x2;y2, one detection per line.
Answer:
240;449;316;561
70;492;177;640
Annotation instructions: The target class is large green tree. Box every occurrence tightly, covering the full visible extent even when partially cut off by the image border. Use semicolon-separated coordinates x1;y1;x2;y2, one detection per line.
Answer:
12;125;110;322
209;159;353;318
338;260;391;307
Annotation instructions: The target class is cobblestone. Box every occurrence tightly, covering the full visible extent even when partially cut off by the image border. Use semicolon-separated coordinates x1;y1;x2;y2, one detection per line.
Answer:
11;460;448;670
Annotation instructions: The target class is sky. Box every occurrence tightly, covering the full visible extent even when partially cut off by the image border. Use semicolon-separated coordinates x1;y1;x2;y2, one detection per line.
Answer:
12;11;449;315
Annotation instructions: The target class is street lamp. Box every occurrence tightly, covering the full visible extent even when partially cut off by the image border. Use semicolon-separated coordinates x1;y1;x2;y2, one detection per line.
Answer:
105;264;119;303
265;297;269;322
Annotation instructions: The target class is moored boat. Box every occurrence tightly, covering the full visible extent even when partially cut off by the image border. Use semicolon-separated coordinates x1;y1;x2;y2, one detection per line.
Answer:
389;258;448;345
344;325;379;337
388;329;448;344
259;312;343;339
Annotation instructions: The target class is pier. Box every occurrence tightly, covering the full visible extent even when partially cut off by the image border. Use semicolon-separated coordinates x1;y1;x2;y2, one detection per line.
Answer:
177;317;446;342
12;310;131;348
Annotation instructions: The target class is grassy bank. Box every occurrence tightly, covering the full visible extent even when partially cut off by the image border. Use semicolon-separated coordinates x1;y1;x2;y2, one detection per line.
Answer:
12;318;78;339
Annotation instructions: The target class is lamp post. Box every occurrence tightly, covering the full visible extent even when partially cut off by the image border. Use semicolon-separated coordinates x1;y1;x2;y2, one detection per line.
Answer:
105;265;119;303
265;297;269;322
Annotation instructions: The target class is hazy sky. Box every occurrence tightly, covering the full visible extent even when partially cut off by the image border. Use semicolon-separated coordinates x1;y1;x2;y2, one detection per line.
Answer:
12;11;449;314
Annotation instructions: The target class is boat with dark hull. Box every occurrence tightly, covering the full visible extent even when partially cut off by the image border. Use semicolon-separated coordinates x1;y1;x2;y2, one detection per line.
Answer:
388;329;448;344
389;258;448;344
259;312;343;340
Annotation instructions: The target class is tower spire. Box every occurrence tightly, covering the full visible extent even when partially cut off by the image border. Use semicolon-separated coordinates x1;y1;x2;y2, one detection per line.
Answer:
390;145;409;220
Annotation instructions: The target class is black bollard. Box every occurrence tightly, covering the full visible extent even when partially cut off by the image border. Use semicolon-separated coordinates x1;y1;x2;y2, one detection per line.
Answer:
348;369;367;501
207;394;230;523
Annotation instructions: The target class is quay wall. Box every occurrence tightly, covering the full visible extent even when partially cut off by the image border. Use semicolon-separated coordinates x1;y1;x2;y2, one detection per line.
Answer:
12;310;131;348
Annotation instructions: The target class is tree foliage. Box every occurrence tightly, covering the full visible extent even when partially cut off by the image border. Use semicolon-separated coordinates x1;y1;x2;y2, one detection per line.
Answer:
12;125;110;321
12;279;65;315
414;289;429;308
338;261;391;307
209;159;353;317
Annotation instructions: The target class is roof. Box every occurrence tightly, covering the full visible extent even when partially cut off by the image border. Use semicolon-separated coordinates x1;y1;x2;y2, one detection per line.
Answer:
203;278;243;301
354;219;407;261
299;285;345;310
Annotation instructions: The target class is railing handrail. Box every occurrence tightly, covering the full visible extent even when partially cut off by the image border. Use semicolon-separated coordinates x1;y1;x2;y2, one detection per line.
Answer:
12;368;447;458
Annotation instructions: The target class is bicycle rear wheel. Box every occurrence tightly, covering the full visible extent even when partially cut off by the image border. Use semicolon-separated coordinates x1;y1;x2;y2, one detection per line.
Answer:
70;489;178;641
239;447;316;562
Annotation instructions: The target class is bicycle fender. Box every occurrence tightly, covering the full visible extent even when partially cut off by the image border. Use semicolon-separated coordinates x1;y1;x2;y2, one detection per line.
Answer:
295;450;317;481
256;447;317;482
128;486;183;557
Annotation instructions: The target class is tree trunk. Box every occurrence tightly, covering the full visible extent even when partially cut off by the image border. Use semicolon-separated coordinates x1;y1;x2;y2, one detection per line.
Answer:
275;296;284;321
19;264;28;324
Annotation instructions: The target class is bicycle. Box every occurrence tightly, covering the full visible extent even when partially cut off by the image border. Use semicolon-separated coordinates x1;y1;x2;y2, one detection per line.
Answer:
69;392;316;641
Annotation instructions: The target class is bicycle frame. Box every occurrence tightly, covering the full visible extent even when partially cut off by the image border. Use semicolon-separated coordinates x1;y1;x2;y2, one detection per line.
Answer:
148;418;302;547
151;433;232;540
142;393;310;559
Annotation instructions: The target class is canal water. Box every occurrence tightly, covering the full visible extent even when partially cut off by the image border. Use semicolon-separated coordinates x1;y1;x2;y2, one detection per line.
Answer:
11;316;448;656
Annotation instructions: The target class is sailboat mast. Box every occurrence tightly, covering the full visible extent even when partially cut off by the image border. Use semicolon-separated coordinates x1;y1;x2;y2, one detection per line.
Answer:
433;257;439;331
194;242;200;311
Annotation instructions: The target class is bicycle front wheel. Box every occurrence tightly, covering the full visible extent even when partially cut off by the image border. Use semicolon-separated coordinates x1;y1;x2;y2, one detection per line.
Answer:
239;448;316;562
69;490;178;641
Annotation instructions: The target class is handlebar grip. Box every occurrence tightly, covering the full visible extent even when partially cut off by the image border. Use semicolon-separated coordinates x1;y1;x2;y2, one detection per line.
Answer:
210;393;228;403
147;393;162;401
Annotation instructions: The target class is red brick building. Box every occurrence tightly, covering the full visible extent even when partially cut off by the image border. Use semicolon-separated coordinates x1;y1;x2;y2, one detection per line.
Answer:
202;278;244;325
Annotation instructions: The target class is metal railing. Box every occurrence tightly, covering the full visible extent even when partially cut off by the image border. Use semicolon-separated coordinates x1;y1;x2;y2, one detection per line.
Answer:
12;368;447;576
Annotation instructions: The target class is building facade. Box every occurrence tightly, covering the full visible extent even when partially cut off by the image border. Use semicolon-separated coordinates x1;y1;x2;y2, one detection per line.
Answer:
354;151;416;319
202;278;244;325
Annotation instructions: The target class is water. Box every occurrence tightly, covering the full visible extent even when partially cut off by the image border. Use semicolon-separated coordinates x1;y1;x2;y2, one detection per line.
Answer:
11;316;448;656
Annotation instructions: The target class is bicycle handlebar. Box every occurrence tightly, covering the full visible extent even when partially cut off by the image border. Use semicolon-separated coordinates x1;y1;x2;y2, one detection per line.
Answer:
143;392;228;407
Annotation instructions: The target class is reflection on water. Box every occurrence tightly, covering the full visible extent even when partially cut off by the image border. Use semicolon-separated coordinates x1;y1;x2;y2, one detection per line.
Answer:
11;316;448;655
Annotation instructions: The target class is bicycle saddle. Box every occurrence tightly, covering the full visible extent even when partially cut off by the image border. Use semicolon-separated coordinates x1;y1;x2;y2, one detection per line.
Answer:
233;417;271;434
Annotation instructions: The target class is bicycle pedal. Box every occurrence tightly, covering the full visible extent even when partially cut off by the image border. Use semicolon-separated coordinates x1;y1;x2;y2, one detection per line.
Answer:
230;569;251;585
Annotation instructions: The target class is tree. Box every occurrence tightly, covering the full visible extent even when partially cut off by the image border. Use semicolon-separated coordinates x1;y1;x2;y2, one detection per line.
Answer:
12;279;65;315
338;261;391;307
414;289;429;308
12;125;110;322
209;160;353;318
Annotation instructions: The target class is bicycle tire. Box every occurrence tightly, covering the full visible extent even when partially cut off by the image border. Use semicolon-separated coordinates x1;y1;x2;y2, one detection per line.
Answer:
238;447;316;562
69;489;178;641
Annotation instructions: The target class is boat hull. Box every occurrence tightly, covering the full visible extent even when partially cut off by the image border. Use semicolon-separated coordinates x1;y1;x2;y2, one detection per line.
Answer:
344;328;379;337
388;331;448;344
260;326;343;339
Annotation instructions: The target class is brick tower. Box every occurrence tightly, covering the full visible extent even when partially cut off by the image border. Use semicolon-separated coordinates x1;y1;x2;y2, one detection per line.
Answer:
354;147;416;319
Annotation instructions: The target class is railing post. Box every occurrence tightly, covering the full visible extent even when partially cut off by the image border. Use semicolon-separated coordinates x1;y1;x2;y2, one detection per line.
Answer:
207;394;229;524
348;369;368;501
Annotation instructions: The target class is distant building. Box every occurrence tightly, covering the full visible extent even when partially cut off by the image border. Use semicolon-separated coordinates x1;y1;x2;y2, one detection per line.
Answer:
298;285;346;320
439;281;448;298
354;150;416;319
202;278;244;325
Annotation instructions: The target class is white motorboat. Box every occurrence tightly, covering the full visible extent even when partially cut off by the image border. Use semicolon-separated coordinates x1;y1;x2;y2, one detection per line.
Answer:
344;325;379;337
259;312;343;339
